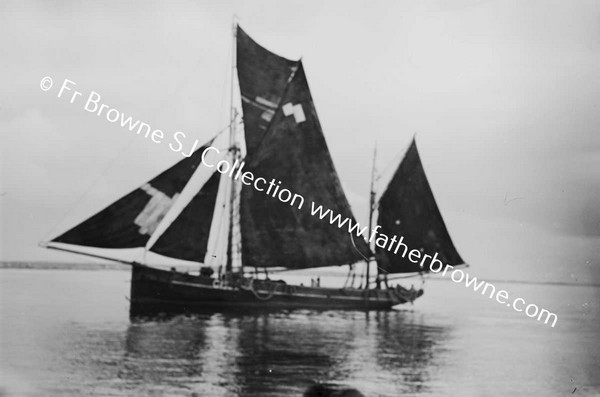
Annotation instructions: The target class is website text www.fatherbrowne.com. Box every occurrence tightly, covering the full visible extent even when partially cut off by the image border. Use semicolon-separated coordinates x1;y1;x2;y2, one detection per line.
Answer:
309;205;559;328
198;146;558;329
41;76;557;328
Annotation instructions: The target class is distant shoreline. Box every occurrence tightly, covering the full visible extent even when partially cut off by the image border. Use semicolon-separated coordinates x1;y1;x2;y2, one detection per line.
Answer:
0;261;129;271
1;261;598;288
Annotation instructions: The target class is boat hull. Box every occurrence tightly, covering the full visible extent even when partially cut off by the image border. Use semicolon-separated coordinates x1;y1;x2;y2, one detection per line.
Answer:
130;264;423;317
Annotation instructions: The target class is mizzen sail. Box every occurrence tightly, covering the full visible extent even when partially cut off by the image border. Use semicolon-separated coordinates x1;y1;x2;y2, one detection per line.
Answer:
375;139;464;274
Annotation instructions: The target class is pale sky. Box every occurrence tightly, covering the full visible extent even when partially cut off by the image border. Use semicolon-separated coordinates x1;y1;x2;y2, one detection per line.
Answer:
1;0;598;284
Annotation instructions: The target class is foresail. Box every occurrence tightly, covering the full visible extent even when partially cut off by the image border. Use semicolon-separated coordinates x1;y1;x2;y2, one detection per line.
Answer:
51;141;215;250
149;171;221;262
375;140;464;274
236;26;299;156
239;63;372;269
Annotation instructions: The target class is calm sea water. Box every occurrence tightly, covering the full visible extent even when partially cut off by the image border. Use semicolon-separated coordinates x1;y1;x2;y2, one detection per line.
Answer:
1;269;599;396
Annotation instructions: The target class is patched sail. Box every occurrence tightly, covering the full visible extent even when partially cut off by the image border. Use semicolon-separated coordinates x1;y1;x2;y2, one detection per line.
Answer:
236;26;299;156
239;63;372;269
51;142;218;257
375;139;464;274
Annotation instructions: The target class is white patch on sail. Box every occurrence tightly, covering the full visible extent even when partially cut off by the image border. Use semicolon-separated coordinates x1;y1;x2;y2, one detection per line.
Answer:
293;105;306;123
255;97;278;123
261;109;275;122
282;102;306;124
255;96;278;109
240;95;279;125
282;103;294;116
134;184;179;235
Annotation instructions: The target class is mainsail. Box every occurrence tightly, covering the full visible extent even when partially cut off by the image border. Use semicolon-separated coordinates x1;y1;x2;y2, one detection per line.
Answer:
236;26;299;157
238;62;372;269
50;143;220;262
375;139;464;273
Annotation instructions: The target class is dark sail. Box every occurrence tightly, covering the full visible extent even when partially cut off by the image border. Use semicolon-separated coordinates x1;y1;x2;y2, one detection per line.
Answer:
240;63;372;269
375;140;464;274
236;26;299;157
51;142;215;250
149;171;221;262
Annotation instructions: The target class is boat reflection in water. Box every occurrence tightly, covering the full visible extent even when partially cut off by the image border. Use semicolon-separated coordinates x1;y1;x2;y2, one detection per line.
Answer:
120;310;447;396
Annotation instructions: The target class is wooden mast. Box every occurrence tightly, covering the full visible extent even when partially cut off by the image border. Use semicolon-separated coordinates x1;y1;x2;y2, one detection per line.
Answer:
365;143;377;289
225;19;238;274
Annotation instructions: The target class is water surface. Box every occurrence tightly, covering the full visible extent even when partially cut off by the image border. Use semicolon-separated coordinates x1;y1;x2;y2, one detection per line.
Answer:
1;269;598;396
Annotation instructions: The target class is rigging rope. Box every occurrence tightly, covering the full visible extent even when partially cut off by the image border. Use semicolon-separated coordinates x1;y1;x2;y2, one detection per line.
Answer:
42;132;139;242
375;135;417;183
47;49;234;241
43;121;233;245
343;264;354;288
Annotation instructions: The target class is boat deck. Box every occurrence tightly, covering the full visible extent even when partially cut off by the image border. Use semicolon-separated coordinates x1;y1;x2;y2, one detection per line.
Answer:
129;264;423;317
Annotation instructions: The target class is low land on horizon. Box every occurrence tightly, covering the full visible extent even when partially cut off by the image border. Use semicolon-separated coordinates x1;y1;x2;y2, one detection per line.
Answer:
1;261;598;288
0;261;129;270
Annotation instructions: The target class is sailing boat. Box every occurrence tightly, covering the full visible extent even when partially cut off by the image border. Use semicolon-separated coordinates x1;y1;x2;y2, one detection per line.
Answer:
42;25;465;316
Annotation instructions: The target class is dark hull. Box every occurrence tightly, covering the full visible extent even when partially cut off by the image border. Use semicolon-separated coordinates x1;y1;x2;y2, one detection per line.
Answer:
130;264;423;317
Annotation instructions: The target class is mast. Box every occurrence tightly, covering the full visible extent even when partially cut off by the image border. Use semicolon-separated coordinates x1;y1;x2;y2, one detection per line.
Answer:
225;19;238;274
365;143;377;289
